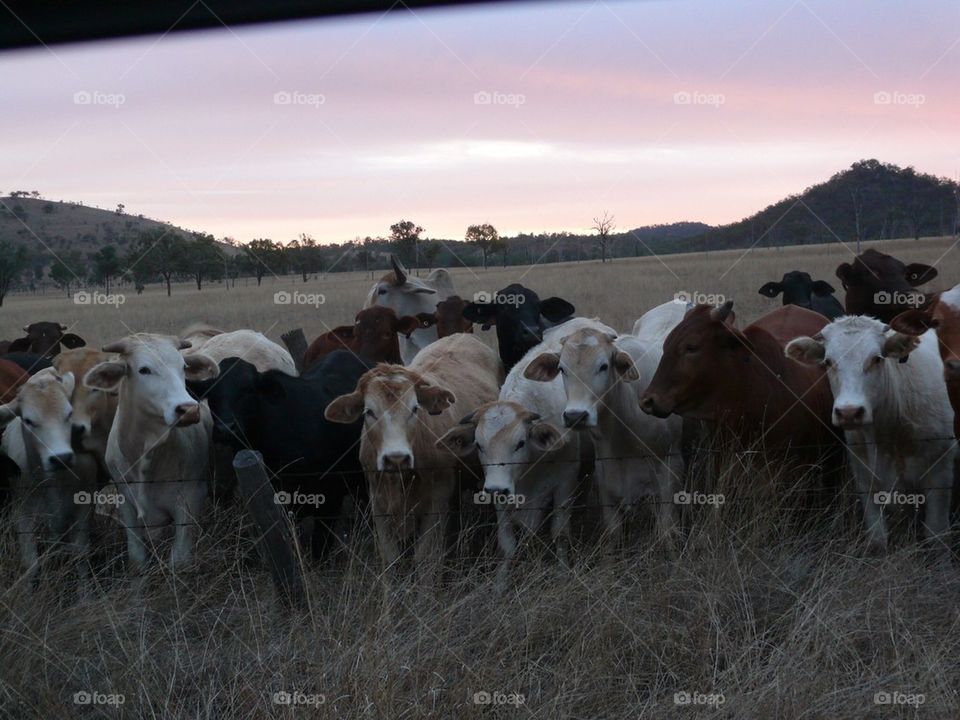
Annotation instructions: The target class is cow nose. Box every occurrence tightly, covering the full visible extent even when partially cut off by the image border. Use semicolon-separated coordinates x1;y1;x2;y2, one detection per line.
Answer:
562;410;590;428
945;359;960;381
382;452;412;473
71;424;86;441
834;405;866;426
175;403;201;426
640;395;656;414
49;452;74;469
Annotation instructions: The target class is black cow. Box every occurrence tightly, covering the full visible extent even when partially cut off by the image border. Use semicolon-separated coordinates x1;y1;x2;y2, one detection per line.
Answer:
7;322;85;358
463;283;575;370
835;249;937;322
187;350;371;557
758;271;844;320
0;352;53;375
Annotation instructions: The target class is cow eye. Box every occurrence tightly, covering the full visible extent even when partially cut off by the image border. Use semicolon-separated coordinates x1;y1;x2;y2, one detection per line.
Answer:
364;408;376;419
684;344;699;354
819;358;833;369
870;356;884;368
515;439;525;451
377;287;387;295
138;367;152;375
598;363;609;373
411;405;419;415
22;418;35;428
476;444;483;453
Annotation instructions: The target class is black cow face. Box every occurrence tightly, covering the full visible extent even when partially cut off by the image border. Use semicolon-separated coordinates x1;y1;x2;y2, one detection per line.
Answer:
8;322;85;358
759;271;835;309
463;284;575;370
187;357;262;448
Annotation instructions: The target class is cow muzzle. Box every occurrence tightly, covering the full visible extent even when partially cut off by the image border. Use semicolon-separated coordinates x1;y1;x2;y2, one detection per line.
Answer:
380;452;413;474
175;403;201;426
562;409;593;428
833;405;867;428
640;393;671;418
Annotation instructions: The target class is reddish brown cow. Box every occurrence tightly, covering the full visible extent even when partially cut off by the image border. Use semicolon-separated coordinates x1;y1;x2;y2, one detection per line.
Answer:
640;302;836;450
303;306;420;369
0;359;27;404
835;249;936;322
890;284;960;437
415;295;473;338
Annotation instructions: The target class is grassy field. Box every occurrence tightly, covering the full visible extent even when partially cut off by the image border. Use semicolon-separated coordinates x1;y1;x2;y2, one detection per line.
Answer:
1;235;958;719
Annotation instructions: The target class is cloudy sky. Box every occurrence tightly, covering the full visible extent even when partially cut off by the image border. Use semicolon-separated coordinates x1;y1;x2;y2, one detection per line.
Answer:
3;0;958;243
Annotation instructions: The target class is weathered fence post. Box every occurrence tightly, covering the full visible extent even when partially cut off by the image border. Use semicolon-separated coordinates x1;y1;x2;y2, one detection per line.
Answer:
281;328;309;374
233;449;305;609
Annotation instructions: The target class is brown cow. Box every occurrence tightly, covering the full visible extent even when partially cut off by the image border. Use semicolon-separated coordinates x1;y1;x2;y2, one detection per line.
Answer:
640;302;835;451
7;322;85;358
325;334;502;587
52;348;119;468
0;359;28;404
416;295;473;338
889;284;960;437
835;248;936;322
303;306;419;369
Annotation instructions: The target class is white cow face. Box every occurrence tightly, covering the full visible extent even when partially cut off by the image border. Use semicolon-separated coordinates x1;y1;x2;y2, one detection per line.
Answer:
524;329;640;428
786;316;920;428
326;368;455;474
0;369;76;474
85;334;219;427
437;402;566;495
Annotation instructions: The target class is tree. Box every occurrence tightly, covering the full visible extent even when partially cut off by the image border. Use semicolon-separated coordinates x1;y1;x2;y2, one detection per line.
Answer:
592;211;615;263
115;203;125;215
186;233;223;290
241;238;284;286
91;245;122;294
421;241;442;270
389;220;423;270
286;234;318;282
50;251;84;296
0;240;28;306
465;223;503;269
129;228;190;296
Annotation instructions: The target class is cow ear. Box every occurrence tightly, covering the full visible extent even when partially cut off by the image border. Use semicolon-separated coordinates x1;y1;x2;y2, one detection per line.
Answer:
612;351;640;381
905;263;936;286
889;308;938;336
835;262;852;283
784;336;825;365
539;297;575;323
331;326;355;341
416;312;438;329
758;282;783;298
463;302;499;326
882;332;920;359
810;280;835;296
84;361;126;391
58;371;76;397
436;424;476;456
0;400;19;429
528;421;566;452
395;315;420;338
60;333;86;349
415;382;456;415
325;391;364;423
7;337;30;352
523;353;560;382
185;353;219;382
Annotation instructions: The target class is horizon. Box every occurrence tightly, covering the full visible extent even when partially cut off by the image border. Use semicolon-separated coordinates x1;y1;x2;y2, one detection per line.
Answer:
3;0;959;243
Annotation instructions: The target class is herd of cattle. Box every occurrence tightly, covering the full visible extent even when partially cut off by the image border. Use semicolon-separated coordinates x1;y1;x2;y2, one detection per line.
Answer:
0;249;958;588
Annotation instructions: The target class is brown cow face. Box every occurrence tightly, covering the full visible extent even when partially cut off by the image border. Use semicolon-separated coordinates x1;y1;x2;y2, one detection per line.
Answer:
640;303;742;421
835;249;936;322
417;296;473;338
353;307;419;356
8;322;85;358
890;291;960;384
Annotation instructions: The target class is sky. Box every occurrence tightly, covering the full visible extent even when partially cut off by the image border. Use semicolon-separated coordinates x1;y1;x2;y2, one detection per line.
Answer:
2;0;958;243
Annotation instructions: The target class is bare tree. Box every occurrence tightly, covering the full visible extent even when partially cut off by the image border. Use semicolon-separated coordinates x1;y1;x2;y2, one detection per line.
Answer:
592;211;616;263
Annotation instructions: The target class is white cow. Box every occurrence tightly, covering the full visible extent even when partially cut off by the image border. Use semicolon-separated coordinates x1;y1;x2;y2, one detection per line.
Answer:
0;369;98;583
364;255;455;364
439;317;616;583
85;334;219;571
786;316;955;554
525;301;685;547
180;325;296;375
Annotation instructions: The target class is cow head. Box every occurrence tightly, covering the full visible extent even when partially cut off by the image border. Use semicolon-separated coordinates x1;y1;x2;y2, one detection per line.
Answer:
85;334;218;427
786;316;919;428
835;249;936;322
759;271;836;309
326;365;455;474
639;301;740;420
8;322;85;358
0;369;76;474
52;348;119;455
187;357;262;446
890;301;960;383
437;402;565;495
463;284;575;370
352;306;419;356
524;328;640;428
416;295;474;338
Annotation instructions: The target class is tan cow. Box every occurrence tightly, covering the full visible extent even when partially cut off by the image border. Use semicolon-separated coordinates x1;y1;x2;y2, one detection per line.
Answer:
180;324;296;375
325;334;502;586
52;348;119;470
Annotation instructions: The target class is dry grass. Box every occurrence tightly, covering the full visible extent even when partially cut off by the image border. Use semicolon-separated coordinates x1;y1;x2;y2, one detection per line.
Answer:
1;235;959;719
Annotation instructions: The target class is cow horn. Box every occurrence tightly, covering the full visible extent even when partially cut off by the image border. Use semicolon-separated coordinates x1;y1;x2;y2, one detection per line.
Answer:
459;411;477;425
523;412;542;423
102;338;132;354
177;338;193;350
710;300;734;322
390;255;407;285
